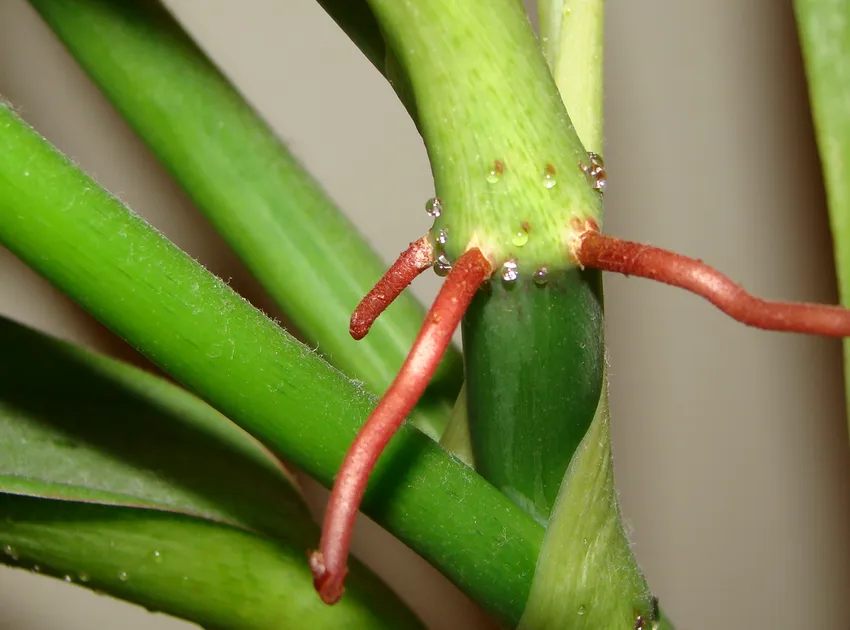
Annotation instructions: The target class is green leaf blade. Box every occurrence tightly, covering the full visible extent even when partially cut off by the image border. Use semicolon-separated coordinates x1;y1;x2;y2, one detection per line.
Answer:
795;0;850;424
0;495;423;630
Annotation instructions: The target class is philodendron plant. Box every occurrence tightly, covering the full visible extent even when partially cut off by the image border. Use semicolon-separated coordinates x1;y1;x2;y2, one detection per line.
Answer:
2;1;850;629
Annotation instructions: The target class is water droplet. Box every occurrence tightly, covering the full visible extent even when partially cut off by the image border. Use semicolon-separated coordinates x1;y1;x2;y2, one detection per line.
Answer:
577;604;586;616
581;152;606;192
63;575;73;583
118;571;129;582
425;197;442;217
533;267;548;286
633;614;646;629
542;164;557;189
437;228;449;245
501;260;518;283
31;564;40;573
486;160;504;184
78;571;90;583
433;254;452;277
3;545;18;561
151;550;162;564
511;229;529;247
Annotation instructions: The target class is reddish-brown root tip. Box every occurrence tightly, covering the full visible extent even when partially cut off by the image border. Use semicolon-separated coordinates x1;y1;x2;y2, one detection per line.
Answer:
573;225;850;337
350;236;435;340
308;550;346;604
312;248;492;605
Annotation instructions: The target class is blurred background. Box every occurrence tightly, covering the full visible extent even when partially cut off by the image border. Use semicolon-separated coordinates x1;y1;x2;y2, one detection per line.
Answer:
1;1;849;628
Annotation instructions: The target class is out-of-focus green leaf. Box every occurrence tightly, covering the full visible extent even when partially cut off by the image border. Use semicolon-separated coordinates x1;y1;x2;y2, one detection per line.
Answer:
30;0;458;439
0;494;422;629
0;316;422;628
795;0;850;425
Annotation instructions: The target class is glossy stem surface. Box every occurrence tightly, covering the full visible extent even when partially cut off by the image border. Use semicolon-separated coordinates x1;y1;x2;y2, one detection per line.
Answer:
311;248;492;604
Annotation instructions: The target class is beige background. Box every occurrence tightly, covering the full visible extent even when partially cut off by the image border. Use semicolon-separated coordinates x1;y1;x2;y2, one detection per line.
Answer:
2;1;850;628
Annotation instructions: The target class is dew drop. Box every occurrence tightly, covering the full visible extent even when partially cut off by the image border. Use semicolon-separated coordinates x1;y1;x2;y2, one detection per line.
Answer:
118;571;129;582
511;229;529;247
577;604;586;616
633;614;646;629
3;545;18;561
63;575;73;583
533;267;548;286
425;197;442;217
151;550;162;564
78;571;90;583
501;260;518;283
542;164;557;189
581;152;606;192
433;254;452;277
31;564;40;573
486;160;504;184
437;228;449;245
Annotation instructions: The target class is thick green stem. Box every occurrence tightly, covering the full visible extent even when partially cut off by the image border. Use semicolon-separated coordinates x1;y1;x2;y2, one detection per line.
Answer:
0;103;542;626
366;0;602;271
462;269;604;523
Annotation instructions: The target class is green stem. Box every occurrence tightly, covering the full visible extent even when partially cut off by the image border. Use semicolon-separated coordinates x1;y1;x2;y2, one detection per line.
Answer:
0;102;542;627
366;0;602;269
29;0;459;438
538;0;605;154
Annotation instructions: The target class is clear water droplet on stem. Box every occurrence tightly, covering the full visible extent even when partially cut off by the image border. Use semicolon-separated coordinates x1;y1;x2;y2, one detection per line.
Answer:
542;164;557;189
581;152;606;192
437;228;449;245
501;260;518;283
425;197;442;217
577;604;586;616
78;571;90;583
512;229;529;247
3;545;18;561
63;575;73;583
433;254;452;277
118;571;129;582
533;267;548;286
151;550;162;563
486;160;504;184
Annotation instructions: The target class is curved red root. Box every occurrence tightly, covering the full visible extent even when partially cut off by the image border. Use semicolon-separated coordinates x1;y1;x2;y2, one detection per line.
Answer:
575;227;850;337
350;236;435;340
309;248;492;604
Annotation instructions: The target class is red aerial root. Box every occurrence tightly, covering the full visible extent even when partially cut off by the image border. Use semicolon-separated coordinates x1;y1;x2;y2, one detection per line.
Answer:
309;247;492;605
349;236;435;340
573;223;850;337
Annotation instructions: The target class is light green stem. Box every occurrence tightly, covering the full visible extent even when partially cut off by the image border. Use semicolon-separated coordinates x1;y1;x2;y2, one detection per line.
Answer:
367;0;602;272
538;0;605;154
